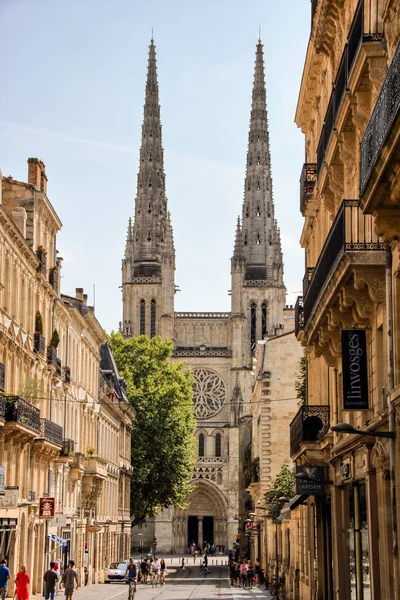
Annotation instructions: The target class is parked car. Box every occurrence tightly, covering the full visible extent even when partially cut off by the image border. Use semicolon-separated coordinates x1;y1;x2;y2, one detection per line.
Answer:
104;562;129;583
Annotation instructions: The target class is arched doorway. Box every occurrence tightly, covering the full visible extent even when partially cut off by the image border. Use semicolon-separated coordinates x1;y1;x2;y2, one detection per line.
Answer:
172;480;228;552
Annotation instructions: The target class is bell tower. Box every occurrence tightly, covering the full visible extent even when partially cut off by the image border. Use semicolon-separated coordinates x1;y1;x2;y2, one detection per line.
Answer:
122;38;175;339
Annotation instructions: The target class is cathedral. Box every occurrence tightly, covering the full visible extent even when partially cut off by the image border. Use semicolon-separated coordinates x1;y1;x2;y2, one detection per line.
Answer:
122;38;291;553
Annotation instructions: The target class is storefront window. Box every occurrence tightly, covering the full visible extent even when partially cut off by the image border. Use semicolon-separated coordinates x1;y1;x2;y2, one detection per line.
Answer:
347;481;370;600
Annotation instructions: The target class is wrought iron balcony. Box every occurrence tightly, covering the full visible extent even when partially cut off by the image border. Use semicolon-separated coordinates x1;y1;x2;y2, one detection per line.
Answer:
47;346;57;368
0;394;7;420
316;0;384;179
70;452;85;471
300;163;317;215
290;405;330;456
295;296;304;337
5;396;41;432
40;418;63;446
0;363;4;393
56;358;62;378
49;268;59;292
63;366;71;385
34;333;45;356
36;249;47;276
61;438;75;457
303;200;385;329
360;39;400;195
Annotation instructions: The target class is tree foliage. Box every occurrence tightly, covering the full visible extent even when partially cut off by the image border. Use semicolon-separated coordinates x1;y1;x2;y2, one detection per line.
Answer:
109;333;197;527
295;355;307;407
264;463;295;521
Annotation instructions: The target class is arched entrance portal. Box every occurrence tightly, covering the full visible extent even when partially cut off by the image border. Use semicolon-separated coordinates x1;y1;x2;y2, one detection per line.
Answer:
172;480;228;553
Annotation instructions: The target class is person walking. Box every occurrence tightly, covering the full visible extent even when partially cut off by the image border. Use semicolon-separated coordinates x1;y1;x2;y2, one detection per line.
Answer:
0;559;10;600
61;561;78;600
159;559;166;586
247;561;254;589
44;562;59;600
14;565;30;600
239;559;249;588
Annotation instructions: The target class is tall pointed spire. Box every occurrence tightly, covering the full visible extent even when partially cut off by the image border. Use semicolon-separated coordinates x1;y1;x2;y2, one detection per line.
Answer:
239;40;283;286
130;38;170;278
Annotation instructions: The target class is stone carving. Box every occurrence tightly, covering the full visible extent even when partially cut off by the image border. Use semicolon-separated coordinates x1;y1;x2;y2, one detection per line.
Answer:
371;441;390;475
0;489;18;508
192;368;227;419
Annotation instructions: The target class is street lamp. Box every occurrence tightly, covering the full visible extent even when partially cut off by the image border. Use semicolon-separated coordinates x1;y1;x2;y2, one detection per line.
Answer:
137;534;143;561
331;422;395;438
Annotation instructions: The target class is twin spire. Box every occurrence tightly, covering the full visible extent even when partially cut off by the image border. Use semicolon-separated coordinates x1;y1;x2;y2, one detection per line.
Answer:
125;38;283;287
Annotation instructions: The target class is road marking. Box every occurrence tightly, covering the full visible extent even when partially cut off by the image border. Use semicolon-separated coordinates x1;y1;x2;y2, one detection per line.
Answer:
104;587;130;599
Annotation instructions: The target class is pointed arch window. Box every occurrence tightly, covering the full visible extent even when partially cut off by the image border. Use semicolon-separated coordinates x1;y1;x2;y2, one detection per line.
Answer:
256;205;261;217
244;234;248;246
150;299;156;338
256;233;261;245
251;302;257;352
140;300;146;335
199;434;205;457
262;302;267;339
215;433;221;457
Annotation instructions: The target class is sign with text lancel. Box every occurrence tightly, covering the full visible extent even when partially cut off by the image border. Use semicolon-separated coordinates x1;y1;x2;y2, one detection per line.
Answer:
341;329;369;410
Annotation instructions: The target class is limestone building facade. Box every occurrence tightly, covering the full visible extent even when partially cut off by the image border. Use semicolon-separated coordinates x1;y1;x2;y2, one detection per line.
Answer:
0;161;134;592
289;2;400;600
122;39;291;553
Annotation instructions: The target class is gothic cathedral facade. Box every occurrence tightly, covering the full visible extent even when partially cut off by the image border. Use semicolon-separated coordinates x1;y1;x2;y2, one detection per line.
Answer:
122;39;288;553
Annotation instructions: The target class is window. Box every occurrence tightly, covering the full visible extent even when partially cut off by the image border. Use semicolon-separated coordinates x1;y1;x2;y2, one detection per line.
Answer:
215;433;221;457
251;302;257;351
198;434;205;457
150;300;156;338
262;302;267;338
140;300;145;335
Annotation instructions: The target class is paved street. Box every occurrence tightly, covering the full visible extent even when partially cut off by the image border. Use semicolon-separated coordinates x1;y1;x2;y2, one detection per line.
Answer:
66;562;272;600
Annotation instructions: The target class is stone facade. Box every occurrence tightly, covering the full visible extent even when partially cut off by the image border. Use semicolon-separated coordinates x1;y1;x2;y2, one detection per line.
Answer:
0;162;134;592
289;2;400;600
122;39;290;554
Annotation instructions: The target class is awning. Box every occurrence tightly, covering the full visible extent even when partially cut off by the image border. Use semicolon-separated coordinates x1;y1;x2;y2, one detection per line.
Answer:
288;494;309;510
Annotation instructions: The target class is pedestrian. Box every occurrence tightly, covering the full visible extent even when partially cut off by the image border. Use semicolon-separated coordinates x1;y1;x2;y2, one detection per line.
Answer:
44;562;59;600
124;558;137;595
181;557;185;570
0;559;10;600
61;560;78;600
159;559;166;586
239;559;249;588
14;565;30;600
140;558;148;584
254;557;262;585
247;560;254;589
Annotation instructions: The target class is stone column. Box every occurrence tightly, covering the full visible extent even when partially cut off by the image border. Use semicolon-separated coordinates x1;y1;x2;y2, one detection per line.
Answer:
198;516;203;548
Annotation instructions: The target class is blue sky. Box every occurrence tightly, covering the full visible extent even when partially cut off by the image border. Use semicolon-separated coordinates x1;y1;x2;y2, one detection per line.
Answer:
0;0;310;333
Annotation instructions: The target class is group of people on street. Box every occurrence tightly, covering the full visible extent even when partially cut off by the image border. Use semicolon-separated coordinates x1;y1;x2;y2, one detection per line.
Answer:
138;556;167;586
228;555;262;589
189;541;224;557
0;559;78;600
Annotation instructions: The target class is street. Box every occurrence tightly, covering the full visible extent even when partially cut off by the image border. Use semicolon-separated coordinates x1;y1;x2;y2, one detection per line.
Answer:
69;561;271;600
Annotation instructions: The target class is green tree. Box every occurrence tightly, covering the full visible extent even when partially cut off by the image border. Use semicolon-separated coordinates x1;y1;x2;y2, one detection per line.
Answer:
18;377;44;405
109;333;197;527
265;464;295;521
295;355;307;407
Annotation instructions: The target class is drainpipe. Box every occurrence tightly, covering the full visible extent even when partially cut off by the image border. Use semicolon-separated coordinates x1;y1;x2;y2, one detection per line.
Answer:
386;244;399;599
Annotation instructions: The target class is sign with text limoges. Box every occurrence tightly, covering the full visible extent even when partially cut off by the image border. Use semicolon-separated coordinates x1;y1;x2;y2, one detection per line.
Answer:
341;329;369;410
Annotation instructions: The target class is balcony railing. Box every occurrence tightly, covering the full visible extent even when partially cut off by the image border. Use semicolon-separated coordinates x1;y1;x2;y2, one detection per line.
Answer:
36;250;47;276
61;438;75;457
295;296;304;337
300;163;317;215
63;366;71;385
0;394;7;420
290;405;330;456
0;363;4;392
360;40;400;195
303;200;385;328
5;396;41;432
40;418;63;446
34;333;45;356
316;0;384;179
47;346;57;368
56;358;62;378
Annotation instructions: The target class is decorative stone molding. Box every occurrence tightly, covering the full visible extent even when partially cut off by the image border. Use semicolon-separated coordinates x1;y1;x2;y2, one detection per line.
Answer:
326;164;344;211
340;287;375;323
371;440;390;476
353;268;386;303
382;1;400;62
374;209;400;242
368;57;388;100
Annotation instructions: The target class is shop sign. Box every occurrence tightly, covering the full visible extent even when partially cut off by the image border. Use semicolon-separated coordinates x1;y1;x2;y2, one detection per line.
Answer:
245;521;257;530
341;330;369;410
39;497;55;519
296;466;326;496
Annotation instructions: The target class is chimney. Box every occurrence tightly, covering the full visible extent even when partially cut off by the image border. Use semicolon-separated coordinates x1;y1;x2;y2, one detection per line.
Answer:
83;294;88;306
75;288;84;301
27;158;48;194
11;207;27;238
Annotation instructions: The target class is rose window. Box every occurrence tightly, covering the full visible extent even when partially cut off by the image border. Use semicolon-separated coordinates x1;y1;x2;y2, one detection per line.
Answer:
192;368;226;419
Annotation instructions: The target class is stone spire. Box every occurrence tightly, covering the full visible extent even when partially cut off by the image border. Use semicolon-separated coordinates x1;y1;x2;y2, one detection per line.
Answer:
232;216;244;265
130;37;171;278
239;40;283;286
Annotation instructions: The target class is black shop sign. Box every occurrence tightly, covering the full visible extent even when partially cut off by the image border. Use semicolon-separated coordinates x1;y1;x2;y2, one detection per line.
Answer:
341;330;369;410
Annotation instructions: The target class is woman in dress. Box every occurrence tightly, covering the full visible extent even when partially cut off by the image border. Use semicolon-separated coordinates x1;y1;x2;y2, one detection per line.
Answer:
15;565;30;600
159;559;166;586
